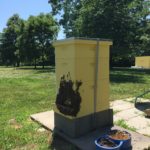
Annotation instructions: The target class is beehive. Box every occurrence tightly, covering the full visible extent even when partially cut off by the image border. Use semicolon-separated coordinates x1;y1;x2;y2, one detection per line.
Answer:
135;56;150;69
53;38;112;117
53;38;113;137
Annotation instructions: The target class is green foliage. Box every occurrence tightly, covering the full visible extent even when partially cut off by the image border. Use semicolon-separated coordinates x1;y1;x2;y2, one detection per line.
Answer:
113;110;120;115
24;13;59;68
49;0;150;66
0;14;24;66
0;13;59;68
49;0;81;37
140;21;150;55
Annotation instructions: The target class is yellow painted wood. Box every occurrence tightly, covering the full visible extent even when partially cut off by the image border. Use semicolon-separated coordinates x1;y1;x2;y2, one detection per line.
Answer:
135;56;150;69
53;38;112;118
96;79;109;111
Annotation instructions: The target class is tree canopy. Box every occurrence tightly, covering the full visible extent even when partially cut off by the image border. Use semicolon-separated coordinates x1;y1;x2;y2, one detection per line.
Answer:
0;13;59;67
49;0;150;66
24;13;59;68
0;14;24;66
0;1;149;67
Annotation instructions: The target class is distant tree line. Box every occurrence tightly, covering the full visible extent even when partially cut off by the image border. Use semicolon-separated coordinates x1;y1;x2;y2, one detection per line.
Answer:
49;0;150;67
0;1;150;68
0;13;59;68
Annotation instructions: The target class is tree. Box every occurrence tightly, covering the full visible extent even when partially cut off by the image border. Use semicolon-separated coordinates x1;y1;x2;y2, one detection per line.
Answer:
24;13;59;68
0;33;2;65
1;14;24;66
139;21;150;55
49;0;150;66
49;0;81;37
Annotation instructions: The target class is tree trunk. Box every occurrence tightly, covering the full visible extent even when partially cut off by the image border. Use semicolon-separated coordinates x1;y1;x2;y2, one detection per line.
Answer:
34;58;37;69
42;50;44;69
42;58;44;69
13;63;16;67
16;61;20;67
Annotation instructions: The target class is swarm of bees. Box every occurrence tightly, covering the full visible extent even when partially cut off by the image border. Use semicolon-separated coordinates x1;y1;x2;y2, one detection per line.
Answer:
56;72;82;117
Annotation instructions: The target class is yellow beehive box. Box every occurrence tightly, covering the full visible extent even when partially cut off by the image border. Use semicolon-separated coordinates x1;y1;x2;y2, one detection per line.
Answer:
53;38;112;119
135;56;150;69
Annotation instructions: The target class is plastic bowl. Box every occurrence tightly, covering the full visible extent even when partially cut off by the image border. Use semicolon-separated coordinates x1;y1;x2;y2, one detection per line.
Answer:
95;135;123;150
108;130;131;150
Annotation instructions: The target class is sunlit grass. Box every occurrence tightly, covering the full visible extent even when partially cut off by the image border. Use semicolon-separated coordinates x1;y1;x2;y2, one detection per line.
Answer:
0;67;56;150
110;68;150;100
0;67;149;149
115;119;137;132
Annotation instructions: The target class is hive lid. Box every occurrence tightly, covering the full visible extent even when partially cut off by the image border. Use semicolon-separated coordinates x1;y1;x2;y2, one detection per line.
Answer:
53;37;113;46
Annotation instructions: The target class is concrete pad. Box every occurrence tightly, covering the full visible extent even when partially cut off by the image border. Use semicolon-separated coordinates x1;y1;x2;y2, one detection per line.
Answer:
126;116;150;130
112;101;133;111
115;108;143;121
136;98;150;103
113;115;121;122
111;100;128;106
31;110;150;150
30;111;54;130
137;127;150;137
125;97;135;102
56;126;150;150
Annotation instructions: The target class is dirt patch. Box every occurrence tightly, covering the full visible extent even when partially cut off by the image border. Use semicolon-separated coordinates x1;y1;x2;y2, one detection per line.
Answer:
12;144;38;150
8;118;23;129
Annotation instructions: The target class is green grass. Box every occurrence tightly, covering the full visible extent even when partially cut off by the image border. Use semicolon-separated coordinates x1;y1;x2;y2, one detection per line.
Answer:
113;110;121;115
0;67;150;149
115;119;137;132
110;68;150;100
0;67;56;150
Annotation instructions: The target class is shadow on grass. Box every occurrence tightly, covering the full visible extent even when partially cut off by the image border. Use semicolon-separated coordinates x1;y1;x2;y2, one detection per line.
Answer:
35;68;55;74
49;133;79;150
110;74;145;83
111;67;150;75
16;66;55;73
110;68;150;83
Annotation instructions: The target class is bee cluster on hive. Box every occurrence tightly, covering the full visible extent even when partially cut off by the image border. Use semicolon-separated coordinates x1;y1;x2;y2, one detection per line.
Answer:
56;72;82;117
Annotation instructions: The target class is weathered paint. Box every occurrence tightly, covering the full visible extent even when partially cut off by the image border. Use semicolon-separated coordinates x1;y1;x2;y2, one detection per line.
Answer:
53;38;112;118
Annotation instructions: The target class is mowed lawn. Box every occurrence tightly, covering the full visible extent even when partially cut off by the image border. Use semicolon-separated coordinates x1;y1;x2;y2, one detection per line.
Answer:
0;67;150;149
110;68;150;100
0;67;56;150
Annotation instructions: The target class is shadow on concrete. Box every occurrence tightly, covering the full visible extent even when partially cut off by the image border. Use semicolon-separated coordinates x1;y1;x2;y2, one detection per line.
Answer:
48;133;79;150
48;127;133;150
135;102;150;112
